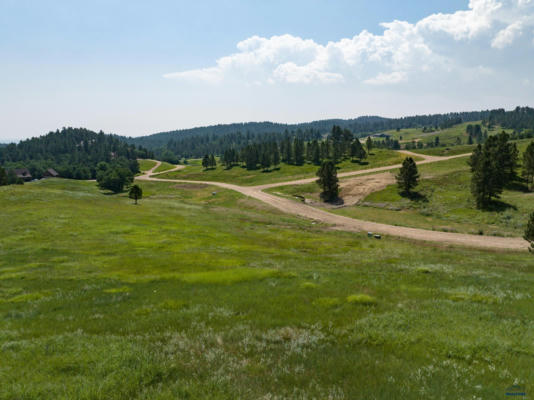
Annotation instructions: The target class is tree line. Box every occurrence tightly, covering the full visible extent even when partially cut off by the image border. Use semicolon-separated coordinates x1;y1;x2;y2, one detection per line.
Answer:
125;111;492;159
468;133;534;208
214;126;369;171
0;128;152;180
488;107;534;131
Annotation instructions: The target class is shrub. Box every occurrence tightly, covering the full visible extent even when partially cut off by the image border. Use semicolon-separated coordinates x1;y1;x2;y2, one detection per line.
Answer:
346;294;377;305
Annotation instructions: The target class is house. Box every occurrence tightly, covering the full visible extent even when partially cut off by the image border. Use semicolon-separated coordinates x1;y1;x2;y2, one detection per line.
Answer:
43;168;59;178
12;168;32;181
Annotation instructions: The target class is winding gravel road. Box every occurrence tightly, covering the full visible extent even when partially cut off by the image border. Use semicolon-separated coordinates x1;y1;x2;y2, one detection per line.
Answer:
137;154;529;251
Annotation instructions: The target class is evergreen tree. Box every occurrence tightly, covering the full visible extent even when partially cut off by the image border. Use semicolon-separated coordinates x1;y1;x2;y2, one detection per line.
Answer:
316;160;339;202
260;150;271;171
523;142;534;191
524;212;534;253
209;154;216;168
244;145;258;170
396;157;419;195
311;140;321;165
201;154;210;169
0;167;7;186
272;145;280;167
366;137;373;153
294;138;305;166
469;140;505;208
97;166;132;193
350;140;366;162
129;184;143;205
494;132;518;181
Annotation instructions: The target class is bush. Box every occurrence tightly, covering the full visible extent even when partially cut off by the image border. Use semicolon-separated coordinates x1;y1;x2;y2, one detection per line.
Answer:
346;294;377;305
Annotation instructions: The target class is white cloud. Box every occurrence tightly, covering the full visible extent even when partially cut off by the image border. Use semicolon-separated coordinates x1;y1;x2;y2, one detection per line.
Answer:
417;0;502;40
164;0;534;86
492;21;523;48
364;71;407;85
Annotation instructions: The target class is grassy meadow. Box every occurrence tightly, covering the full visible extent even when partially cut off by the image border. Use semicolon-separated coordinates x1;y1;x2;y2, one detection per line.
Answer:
138;159;157;173
1;178;534;399
156;149;408;186
370;122;515;156
153;161;177;173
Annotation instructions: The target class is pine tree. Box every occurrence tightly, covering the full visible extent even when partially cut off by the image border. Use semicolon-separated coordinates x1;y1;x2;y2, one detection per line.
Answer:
209;154;216;168
350;140;366;162
294;138;305;166
273;145;280;167
202;154;210;170
396;157;419;195
316;160;339;202
523;142;534;191
524;212;534;253
469;139;506;208
0;167;7;186
260;150;271;171
129;184;143;205
366;137;373;153
245;146;258;170
312;140;321;165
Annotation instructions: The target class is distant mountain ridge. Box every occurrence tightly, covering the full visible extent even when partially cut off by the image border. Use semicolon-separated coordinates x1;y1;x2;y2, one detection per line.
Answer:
126;112;488;148
124;111;491;159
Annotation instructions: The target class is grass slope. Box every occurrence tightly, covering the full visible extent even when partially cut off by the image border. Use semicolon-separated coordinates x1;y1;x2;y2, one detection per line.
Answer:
1;179;533;399
138;159;157;172
372;122;514;156
153;161;176;173
157;149;409;186
332;140;534;236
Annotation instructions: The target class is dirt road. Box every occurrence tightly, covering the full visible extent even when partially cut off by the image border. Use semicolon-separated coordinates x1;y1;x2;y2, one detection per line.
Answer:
137;160;185;181
136;154;529;251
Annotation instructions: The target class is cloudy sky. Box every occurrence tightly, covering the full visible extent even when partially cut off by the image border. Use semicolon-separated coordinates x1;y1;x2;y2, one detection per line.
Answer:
1;0;533;141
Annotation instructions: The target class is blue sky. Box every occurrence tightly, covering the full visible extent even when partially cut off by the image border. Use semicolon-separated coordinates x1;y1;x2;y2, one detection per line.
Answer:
1;0;533;141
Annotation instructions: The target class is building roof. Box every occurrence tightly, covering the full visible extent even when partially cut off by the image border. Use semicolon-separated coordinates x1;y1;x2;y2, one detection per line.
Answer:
44;168;59;177
12;168;32;179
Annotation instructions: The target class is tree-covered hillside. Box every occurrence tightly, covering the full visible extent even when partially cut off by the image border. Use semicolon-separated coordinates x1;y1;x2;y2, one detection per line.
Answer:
126;111;490;160
488;106;534;131
0;128;153;180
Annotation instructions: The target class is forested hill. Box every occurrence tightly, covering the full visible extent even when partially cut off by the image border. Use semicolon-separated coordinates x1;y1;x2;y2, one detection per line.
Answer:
489;106;534;130
0;127;152;179
125;110;490;160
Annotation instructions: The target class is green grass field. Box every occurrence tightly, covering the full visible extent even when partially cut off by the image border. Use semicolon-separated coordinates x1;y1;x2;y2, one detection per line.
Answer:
370;122;514;156
138;159;157;172
1;178;534;399
156;149;408;186
376;121;481;144
153;161;176;173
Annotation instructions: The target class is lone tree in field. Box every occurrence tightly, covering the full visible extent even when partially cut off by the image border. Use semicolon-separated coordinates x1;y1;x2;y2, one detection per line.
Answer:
129;184;143;205
524;212;534;253
396;157;419;195
316;160;339;202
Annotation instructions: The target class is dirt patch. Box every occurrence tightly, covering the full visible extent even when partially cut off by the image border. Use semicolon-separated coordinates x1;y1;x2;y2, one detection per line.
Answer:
339;172;395;206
